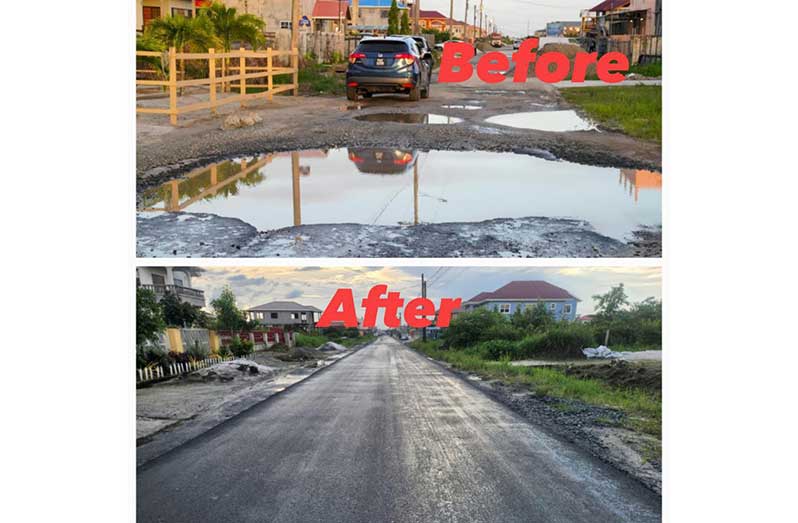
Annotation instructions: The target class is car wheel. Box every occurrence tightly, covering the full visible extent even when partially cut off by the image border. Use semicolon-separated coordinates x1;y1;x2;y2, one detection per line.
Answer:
346;87;359;101
421;84;430;99
363;92;373;98
409;86;420;102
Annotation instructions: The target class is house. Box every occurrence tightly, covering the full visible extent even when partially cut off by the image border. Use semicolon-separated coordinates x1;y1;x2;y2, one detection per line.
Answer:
546;21;581;37
581;0;661;38
223;0;317;48
245;301;322;328
311;0;350;32
350;0;409;34
136;0;206;32
462;281;579;321
136;267;206;308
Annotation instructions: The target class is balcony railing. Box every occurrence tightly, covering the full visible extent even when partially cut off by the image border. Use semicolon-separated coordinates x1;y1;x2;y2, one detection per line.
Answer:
139;284;205;300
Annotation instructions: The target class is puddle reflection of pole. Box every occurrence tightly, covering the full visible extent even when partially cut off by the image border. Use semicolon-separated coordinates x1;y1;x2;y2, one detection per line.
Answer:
292;151;302;226
413;158;419;225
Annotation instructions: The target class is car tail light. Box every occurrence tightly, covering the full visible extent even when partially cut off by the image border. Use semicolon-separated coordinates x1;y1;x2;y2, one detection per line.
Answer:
393;153;414;165
394;53;416;62
347;81;358;87
348;152;364;163
349;52;365;63
401;83;415;88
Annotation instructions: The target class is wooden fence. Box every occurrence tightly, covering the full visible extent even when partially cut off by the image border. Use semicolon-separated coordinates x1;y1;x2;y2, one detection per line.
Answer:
137;356;234;384
136;46;299;125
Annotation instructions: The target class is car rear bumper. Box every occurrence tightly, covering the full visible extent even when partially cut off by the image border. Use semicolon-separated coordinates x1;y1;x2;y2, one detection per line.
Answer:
347;75;417;87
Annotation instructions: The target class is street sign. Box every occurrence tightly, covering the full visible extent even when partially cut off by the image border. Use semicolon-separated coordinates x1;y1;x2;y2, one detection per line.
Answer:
299;16;311;27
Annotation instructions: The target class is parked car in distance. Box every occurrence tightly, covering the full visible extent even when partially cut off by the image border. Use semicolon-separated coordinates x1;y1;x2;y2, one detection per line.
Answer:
435;39;478;55
346;37;431;101
513;39;521;50
391;35;435;86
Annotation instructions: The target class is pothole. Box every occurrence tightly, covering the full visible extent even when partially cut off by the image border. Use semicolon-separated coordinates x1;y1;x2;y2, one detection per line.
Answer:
354;113;463;124
485;110;597;132
138;149;661;240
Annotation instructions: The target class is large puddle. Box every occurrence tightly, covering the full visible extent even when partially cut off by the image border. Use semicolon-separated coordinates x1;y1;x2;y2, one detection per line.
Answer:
485;110;596;132
354;113;463;124
139;149;661;240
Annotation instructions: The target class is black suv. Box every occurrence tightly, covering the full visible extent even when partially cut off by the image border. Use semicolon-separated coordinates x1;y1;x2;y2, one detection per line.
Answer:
346;37;431;101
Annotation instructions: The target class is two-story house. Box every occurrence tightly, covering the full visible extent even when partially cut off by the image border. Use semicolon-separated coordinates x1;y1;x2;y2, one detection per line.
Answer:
246;301;322;329
136;267;206;308
462;281;579;321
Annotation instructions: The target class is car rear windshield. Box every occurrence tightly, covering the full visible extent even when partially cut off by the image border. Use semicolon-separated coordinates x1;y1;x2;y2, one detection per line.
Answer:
357;41;410;54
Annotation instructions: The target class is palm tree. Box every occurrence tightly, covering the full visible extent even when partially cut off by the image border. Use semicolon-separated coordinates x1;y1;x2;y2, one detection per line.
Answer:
146;15;218;81
202;3;265;92
202;2;266;52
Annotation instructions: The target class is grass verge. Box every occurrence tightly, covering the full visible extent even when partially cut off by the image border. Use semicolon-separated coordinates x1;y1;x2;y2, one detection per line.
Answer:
411;340;661;437
295;333;376;349
560;85;661;142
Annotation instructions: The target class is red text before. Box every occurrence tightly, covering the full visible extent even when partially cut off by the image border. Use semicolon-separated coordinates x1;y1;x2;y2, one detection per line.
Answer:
439;38;629;84
317;285;463;329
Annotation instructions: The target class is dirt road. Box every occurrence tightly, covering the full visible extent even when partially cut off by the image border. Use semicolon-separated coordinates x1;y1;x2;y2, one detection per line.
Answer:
137;337;660;522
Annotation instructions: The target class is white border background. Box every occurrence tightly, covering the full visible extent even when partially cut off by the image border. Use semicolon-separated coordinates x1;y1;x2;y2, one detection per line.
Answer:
3;0;798;521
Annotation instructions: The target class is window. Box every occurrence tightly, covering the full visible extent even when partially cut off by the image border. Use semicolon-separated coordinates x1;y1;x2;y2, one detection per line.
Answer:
151;274;165;286
380;10;389;19
142;6;160;28
564;304;572;314
549;303;556;311
174;278;184;287
280;21;292;29
499;303;511;314
291;313;299;319
301;312;308;321
171;8;193;18
270;312;278;319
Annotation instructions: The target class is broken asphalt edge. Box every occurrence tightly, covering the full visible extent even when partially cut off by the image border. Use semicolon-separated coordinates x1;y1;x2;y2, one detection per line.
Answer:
136;344;367;470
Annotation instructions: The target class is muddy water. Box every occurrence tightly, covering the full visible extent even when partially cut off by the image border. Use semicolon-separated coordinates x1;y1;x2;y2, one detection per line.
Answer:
139;149;661;240
354;113;463;124
485;110;596;132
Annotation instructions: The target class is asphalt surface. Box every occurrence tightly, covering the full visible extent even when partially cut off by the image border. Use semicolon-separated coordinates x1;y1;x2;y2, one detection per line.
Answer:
137;337;661;522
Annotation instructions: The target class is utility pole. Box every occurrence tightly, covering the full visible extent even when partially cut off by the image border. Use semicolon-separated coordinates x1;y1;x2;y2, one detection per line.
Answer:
448;0;454;39
478;0;483;38
472;5;476;40
290;0;299;51
464;0;469;42
413;0;420;34
421;273;427;342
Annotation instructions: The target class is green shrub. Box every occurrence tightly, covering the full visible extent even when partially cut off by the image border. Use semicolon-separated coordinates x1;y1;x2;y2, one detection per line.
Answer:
136;344;168;368
217;345;231;358
186;339;210;360
228;336;254;357
443;309;516;348
473;339;518;360
295;333;327;347
519;323;595;359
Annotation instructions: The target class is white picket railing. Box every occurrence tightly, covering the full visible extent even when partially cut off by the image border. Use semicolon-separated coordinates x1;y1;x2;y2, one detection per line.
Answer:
136;356;234;384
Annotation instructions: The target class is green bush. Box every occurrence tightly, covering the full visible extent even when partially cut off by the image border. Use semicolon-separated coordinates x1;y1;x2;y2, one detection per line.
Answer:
517;324;595;359
136;344;168;368
472;339;518;360
186;339;210;360
443;309;515;348
228;336;254;358
295;333;327;347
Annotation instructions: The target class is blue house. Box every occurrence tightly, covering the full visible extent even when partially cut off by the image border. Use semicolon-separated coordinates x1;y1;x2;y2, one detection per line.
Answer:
462;280;579;321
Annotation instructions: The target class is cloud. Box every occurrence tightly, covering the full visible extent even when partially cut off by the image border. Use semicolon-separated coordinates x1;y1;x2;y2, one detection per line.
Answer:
285;289;303;299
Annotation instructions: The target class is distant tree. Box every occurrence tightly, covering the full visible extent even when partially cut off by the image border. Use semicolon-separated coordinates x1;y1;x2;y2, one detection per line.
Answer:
593;284;629;320
160;291;201;327
211;286;247;331
400;10;410;34
137;288;165;346
592;284;630;346
387;0;400;35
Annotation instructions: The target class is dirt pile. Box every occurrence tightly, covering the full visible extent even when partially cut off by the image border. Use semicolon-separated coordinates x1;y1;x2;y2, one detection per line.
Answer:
532;43;597;79
564;360;661;394
189;359;277;382
274;346;325;362
318;341;348;352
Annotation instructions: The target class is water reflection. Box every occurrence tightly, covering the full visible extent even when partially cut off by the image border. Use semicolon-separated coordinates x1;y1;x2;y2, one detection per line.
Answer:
139;149;661;239
354;113;463;124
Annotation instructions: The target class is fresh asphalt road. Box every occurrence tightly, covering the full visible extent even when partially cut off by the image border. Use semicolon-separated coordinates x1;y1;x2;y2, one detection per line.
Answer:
137;337;660;522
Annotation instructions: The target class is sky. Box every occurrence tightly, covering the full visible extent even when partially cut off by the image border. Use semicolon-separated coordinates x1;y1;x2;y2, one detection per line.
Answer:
190;265;661;325
417;0;590;37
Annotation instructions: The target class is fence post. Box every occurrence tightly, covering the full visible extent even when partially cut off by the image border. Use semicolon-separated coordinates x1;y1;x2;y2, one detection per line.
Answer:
168;46;177;125
291;48;299;96
266;48;273;101
239;47;247;108
209;47;217;115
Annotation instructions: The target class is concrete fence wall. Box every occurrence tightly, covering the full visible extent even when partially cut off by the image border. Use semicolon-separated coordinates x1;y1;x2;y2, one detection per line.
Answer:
299;32;346;63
